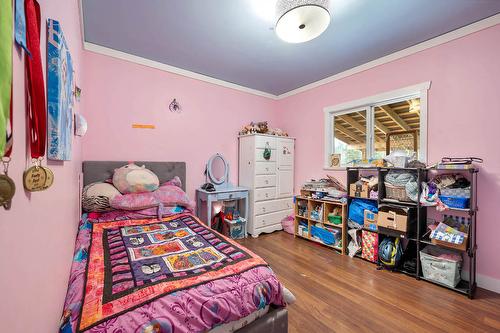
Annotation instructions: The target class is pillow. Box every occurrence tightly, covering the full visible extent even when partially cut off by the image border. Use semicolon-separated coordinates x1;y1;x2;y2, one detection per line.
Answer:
110;184;194;211
82;182;121;212
162;176;182;188
113;163;159;194
87;205;188;223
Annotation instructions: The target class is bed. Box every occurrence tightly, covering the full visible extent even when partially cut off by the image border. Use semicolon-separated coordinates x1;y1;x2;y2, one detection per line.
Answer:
61;161;288;333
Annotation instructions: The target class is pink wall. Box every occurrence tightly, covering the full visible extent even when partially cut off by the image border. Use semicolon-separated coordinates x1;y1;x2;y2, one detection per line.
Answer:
0;1;85;332
276;25;500;282
82;52;277;200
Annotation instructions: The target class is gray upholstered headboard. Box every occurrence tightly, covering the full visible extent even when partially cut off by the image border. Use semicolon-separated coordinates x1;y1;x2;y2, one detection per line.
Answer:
82;161;186;191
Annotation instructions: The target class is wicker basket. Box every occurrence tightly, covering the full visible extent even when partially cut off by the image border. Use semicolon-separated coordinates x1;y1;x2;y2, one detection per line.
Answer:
384;182;411;202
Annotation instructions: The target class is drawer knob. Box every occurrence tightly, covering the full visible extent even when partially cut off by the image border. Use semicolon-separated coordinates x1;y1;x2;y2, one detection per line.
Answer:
265;193;268;197
265;180;269;184
263;207;266;212
266;167;269;171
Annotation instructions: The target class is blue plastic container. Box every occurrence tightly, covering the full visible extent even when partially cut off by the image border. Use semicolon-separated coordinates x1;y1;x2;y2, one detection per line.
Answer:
439;195;470;209
311;225;336;245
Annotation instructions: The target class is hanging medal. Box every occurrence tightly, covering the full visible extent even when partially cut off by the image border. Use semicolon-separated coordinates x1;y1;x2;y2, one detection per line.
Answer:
22;0;53;192
0;158;15;209
0;97;15;209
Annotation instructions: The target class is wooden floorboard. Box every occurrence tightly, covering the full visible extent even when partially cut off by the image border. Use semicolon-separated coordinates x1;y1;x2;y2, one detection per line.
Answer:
238;231;500;333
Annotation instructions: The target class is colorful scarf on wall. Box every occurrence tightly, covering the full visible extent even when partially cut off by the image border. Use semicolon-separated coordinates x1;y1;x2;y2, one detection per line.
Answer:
0;0;13;156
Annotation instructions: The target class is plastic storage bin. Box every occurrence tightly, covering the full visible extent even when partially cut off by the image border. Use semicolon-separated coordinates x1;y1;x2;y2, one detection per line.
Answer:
223;218;246;239
420;246;462;287
311;225;335;245
439;195;470;209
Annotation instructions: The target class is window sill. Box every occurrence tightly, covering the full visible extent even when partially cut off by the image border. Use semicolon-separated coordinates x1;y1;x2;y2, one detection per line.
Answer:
323;167;347;171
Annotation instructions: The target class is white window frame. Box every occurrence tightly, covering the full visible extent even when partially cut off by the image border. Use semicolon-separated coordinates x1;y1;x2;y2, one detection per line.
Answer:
324;81;431;170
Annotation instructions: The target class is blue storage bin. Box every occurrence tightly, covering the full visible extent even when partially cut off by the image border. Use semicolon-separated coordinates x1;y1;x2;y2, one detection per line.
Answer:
311;225;336;245
439;195;470;209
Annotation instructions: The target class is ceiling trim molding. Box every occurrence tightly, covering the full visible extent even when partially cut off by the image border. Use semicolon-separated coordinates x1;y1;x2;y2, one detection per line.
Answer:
82;41;279;100
277;13;500;99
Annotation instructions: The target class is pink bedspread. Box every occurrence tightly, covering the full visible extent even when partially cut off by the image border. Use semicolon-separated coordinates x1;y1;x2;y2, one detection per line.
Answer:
61;212;284;333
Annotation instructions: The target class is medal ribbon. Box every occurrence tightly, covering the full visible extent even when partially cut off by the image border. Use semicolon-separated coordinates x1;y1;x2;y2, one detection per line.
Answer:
0;0;13;159
25;0;46;160
4;90;13;158
15;0;31;56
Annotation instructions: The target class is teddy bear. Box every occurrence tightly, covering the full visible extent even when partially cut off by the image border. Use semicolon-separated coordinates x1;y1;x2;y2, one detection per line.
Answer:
268;127;288;136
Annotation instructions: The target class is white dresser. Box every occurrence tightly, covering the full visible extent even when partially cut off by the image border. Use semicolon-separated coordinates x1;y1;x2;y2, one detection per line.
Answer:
238;134;295;237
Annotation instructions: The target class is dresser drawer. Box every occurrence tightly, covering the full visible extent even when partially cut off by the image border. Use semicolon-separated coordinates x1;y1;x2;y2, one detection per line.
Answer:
255;148;276;162
254;198;293;215
254;209;293;228
254;188;276;202
213;191;247;201
255;175;276;188
255;162;276;175
255;136;276;149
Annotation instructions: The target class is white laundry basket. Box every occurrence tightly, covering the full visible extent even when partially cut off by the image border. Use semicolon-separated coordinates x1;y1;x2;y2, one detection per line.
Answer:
420;246;462;287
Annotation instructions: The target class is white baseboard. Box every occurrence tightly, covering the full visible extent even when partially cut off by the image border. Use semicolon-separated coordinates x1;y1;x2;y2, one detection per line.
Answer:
462;271;500;294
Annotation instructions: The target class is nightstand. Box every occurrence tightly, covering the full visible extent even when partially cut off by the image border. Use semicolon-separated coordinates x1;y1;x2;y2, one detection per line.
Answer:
196;187;249;236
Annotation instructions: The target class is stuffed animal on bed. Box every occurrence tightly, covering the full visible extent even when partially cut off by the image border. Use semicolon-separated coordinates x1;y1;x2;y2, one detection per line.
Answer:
113;163;160;194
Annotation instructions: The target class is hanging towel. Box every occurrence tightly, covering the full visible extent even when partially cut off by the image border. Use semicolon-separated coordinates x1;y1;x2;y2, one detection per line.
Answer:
0;0;13;156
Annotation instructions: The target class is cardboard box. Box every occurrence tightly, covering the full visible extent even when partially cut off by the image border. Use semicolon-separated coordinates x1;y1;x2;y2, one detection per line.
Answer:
378;205;414;233
364;210;378;231
350;183;369;198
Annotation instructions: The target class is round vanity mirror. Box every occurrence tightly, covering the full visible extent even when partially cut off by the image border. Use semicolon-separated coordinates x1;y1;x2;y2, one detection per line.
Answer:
207;154;229;186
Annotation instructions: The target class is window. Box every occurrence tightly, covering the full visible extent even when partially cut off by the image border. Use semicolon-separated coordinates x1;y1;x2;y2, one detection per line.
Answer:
332;109;368;167
324;82;429;168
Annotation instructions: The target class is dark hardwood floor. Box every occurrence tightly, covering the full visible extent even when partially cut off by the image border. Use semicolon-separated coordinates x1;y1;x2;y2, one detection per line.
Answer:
239;231;500;333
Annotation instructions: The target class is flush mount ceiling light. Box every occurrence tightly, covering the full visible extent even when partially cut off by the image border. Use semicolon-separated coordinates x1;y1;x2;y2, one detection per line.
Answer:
275;0;330;43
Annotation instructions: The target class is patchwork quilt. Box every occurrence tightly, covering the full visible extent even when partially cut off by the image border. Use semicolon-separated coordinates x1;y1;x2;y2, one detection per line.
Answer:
63;213;284;333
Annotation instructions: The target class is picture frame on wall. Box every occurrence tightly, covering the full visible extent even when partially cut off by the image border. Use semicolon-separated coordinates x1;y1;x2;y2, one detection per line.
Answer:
330;153;341;168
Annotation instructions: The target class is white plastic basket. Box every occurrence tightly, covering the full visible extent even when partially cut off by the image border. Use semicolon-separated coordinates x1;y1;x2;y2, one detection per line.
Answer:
420;246;462;287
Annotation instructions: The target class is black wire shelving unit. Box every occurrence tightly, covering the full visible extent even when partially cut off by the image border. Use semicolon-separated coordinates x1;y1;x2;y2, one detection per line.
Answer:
346;166;478;299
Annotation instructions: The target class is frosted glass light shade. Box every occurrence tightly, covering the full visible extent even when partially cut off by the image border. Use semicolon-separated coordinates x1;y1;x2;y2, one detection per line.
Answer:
275;0;330;43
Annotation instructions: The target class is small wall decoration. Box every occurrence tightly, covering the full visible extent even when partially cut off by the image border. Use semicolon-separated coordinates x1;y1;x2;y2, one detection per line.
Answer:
47;19;74;161
74;85;81;102
74;113;87;137
132;124;156;129
169;99;181;113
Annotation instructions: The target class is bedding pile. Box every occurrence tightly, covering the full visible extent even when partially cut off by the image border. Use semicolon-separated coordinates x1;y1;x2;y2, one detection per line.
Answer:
63;212;284;332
